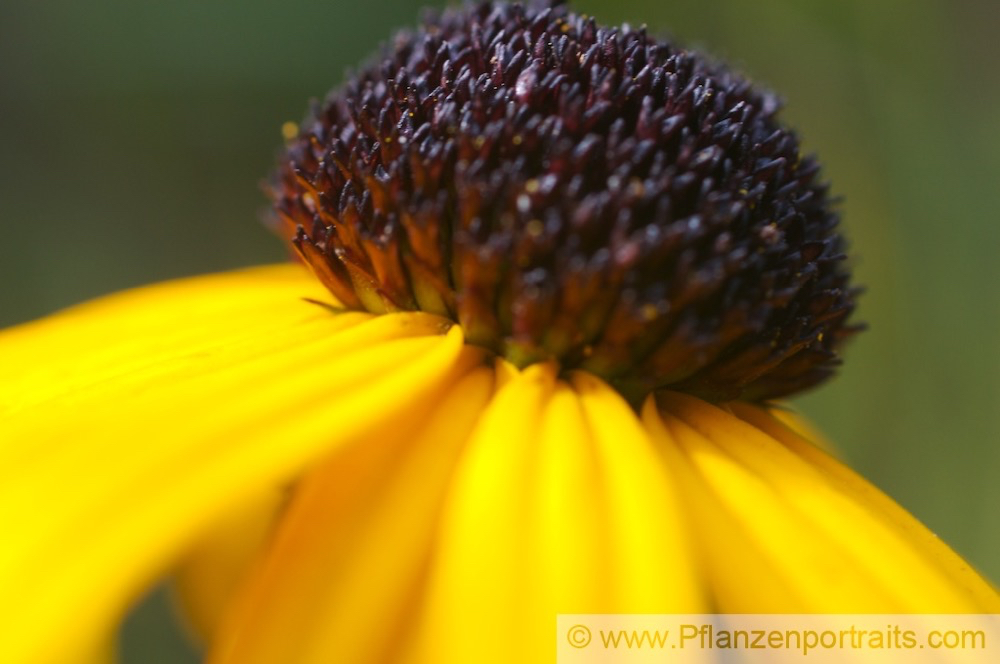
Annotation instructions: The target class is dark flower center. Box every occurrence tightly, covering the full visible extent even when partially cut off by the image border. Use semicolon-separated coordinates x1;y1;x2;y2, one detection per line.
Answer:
269;0;860;401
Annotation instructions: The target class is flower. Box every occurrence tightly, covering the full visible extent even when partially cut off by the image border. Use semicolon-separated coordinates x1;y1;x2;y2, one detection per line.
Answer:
1;2;997;663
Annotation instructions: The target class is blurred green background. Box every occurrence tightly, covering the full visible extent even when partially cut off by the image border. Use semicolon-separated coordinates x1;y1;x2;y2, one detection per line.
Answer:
2;0;998;661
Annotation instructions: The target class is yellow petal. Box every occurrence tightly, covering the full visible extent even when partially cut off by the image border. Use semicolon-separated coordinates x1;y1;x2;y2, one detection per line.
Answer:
409;368;704;664
765;403;836;451
86;639;116;664
650;402;885;610
731;401;1000;611
528;380;612;614
569;372;704;612
0;264;336;416
0;266;469;664
172;485;288;643
641;397;802;611
209;366;494;664
408;363;556;663
658;391;999;611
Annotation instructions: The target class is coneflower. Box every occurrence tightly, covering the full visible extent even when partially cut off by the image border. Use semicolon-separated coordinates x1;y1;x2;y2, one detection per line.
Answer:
0;2;995;663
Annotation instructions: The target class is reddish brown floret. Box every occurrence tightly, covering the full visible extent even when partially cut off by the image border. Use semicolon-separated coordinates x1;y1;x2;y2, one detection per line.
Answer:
269;0;861;401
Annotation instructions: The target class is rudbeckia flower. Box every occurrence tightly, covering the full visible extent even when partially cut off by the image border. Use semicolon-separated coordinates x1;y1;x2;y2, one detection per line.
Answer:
2;2;997;663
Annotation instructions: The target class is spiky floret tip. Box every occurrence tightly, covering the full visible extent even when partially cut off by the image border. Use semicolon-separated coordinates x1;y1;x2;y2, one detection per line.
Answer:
270;0;861;401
